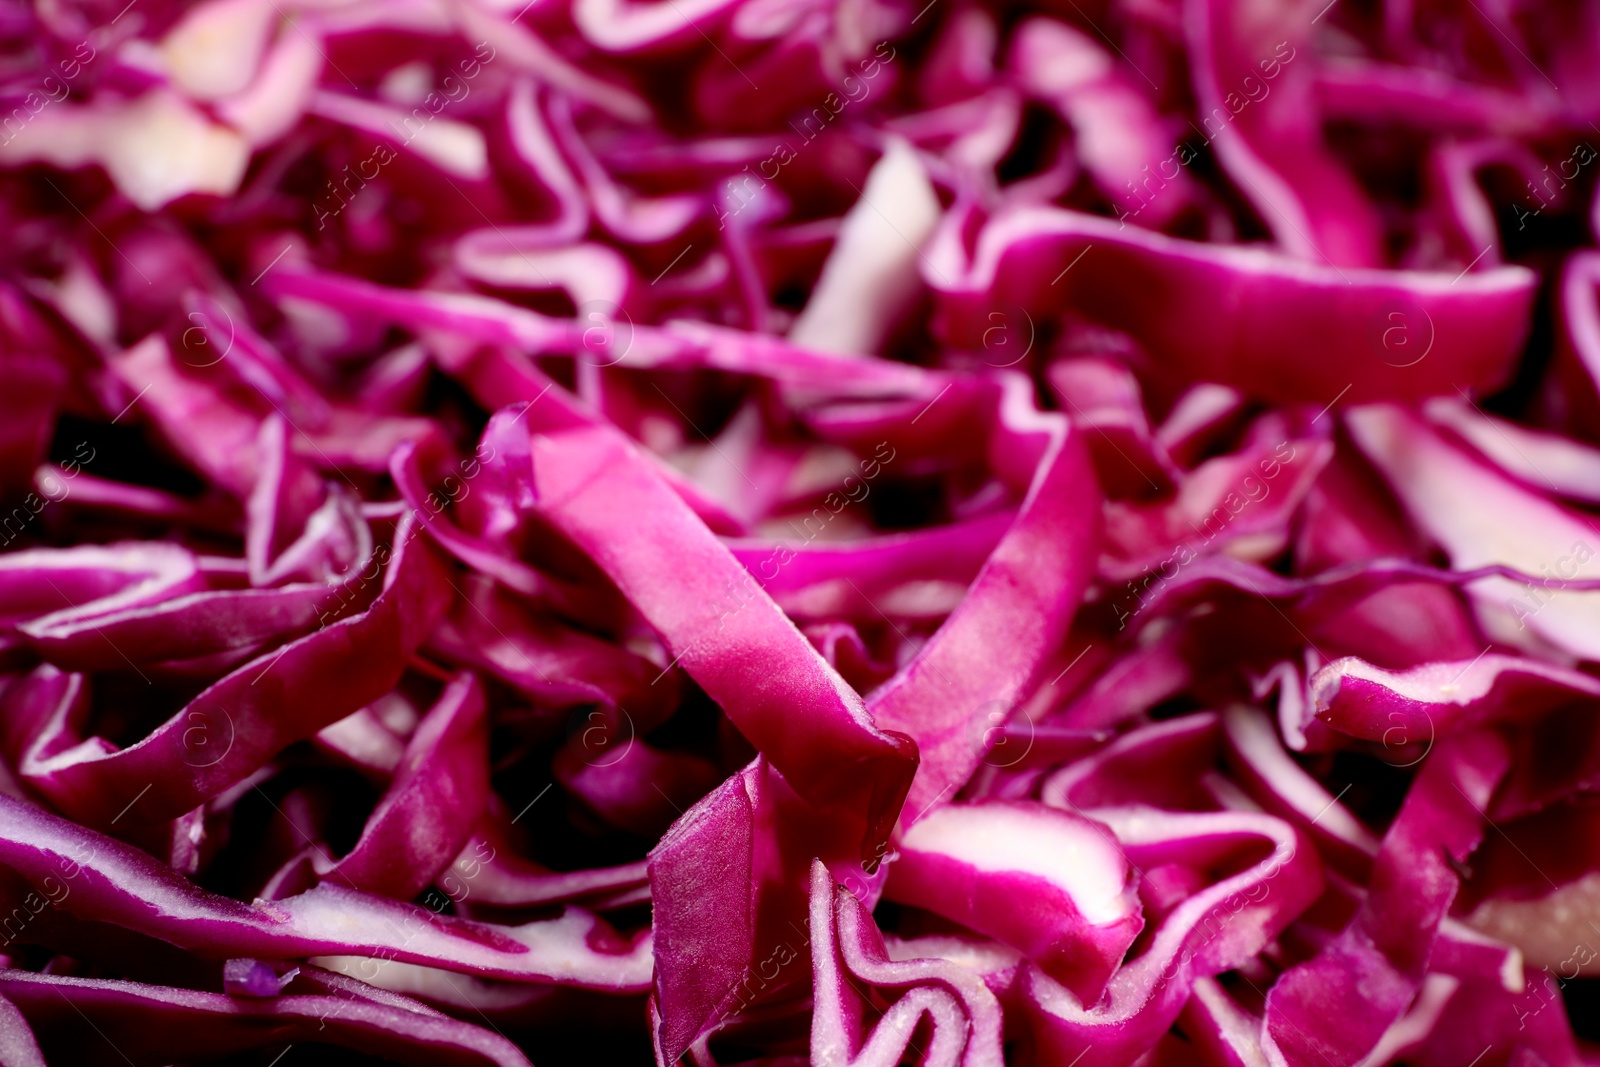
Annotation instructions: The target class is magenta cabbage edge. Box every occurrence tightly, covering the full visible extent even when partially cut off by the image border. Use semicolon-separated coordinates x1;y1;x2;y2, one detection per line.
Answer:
1;0;1600;1065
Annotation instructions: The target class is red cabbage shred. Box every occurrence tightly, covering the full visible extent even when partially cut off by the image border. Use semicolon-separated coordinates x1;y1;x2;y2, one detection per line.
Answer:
0;0;1597;1065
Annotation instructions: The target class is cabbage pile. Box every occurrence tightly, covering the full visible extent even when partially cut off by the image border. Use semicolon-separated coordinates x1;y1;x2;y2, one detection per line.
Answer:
1;0;1600;1064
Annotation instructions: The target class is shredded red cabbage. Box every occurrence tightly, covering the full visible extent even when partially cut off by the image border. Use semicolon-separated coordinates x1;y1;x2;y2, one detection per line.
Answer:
0;1;1598;1065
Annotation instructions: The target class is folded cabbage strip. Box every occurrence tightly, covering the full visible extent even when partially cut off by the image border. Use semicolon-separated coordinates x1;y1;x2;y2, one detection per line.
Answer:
0;793;651;989
18;514;450;826
925;205;1536;405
